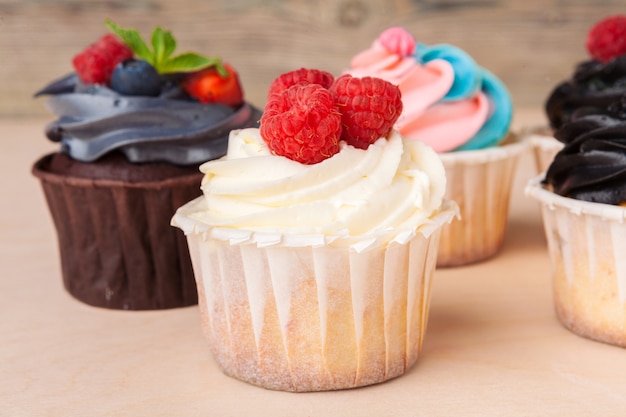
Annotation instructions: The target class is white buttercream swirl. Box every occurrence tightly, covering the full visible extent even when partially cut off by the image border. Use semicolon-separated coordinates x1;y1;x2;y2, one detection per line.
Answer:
179;128;450;248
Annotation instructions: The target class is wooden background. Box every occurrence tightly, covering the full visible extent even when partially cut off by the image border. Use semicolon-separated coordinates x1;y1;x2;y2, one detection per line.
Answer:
0;0;624;119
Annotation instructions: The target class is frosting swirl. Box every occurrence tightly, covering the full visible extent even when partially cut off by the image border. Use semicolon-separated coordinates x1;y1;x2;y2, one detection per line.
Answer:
544;100;626;204
36;73;262;165
545;56;626;130
346;27;512;153
181;128;449;247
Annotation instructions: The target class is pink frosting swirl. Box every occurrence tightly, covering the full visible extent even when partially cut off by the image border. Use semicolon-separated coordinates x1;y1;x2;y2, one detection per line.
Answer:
347;28;490;153
378;27;416;56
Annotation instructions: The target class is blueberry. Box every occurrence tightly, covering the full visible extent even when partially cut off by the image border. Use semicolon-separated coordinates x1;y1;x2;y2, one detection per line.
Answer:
110;59;162;96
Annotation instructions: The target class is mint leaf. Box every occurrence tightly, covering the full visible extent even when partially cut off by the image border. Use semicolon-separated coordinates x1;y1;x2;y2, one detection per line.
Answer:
151;27;177;70
105;19;152;63
151;27;166;68
162;29;177;61
105;19;224;75
160;53;225;74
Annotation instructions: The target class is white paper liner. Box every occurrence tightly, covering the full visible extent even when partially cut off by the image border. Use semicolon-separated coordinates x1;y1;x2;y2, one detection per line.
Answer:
436;140;527;267
526;175;626;347
173;199;456;391
526;175;626;222
524;132;564;174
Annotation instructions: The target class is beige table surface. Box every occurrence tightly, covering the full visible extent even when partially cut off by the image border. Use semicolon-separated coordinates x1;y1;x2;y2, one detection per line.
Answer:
3;110;626;416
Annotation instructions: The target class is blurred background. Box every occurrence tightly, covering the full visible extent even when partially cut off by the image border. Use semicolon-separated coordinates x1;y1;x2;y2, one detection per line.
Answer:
0;0;623;120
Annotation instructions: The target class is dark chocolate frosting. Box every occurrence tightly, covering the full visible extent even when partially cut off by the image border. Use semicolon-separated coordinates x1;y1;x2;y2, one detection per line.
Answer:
544;98;626;204
545;56;626;130
35;73;262;166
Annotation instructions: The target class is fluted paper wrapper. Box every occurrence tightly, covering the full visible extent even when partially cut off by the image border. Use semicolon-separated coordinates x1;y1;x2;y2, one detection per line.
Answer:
526;176;626;347
32;154;201;310
173;198;457;391
524;131;563;174
437;141;526;267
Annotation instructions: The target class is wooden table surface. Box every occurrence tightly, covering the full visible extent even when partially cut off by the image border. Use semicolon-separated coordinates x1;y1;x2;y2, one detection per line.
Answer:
3;110;626;416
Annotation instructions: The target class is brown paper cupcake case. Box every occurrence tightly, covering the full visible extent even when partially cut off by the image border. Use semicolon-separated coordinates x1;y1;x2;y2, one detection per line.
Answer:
32;154;201;310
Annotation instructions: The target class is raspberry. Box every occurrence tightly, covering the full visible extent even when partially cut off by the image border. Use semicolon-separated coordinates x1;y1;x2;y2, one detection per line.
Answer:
267;68;334;99
72;34;133;84
260;84;342;164
329;74;403;149
586;15;626;63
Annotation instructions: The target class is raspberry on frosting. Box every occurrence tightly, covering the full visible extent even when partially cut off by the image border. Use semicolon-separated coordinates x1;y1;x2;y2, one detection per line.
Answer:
260;68;403;164
72;34;133;84
330;74;403;150
586;15;626;63
260;83;342;165
267;68;334;98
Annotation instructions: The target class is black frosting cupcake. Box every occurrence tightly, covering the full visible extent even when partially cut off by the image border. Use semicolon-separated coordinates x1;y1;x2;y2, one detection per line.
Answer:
545;95;626;205
545;14;626;130
546;56;626;130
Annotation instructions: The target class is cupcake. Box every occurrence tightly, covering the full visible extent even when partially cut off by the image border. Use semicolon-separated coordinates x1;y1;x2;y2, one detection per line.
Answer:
528;15;626;173
526;96;626;347
344;27;524;266
31;20;261;310
172;69;458;391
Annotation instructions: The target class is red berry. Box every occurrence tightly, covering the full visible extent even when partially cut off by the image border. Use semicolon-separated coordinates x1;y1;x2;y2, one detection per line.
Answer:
586;15;626;63
72;34;133;84
182;63;244;106
260;84;342;164
267;68;334;99
329;74;403;150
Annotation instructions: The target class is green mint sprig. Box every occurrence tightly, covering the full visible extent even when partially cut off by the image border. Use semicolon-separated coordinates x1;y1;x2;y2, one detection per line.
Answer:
105;19;227;76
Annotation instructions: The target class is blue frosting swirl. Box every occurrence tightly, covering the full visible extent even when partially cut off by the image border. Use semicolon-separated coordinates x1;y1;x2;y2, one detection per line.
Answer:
415;43;513;151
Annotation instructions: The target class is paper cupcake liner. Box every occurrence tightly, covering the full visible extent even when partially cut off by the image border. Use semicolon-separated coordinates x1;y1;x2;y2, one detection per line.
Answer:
526;176;626;347
174;199;457;391
436;141;526;267
32;154;201;310
524;131;563;174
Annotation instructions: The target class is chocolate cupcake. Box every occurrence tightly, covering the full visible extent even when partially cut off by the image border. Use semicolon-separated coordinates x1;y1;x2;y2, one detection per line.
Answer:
527;15;626;173
526;95;626;347
32;20;261;310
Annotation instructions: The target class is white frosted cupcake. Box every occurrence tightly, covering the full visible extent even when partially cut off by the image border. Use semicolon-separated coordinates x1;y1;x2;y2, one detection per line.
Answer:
345;27;524;266
172;70;457;391
526;103;626;347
